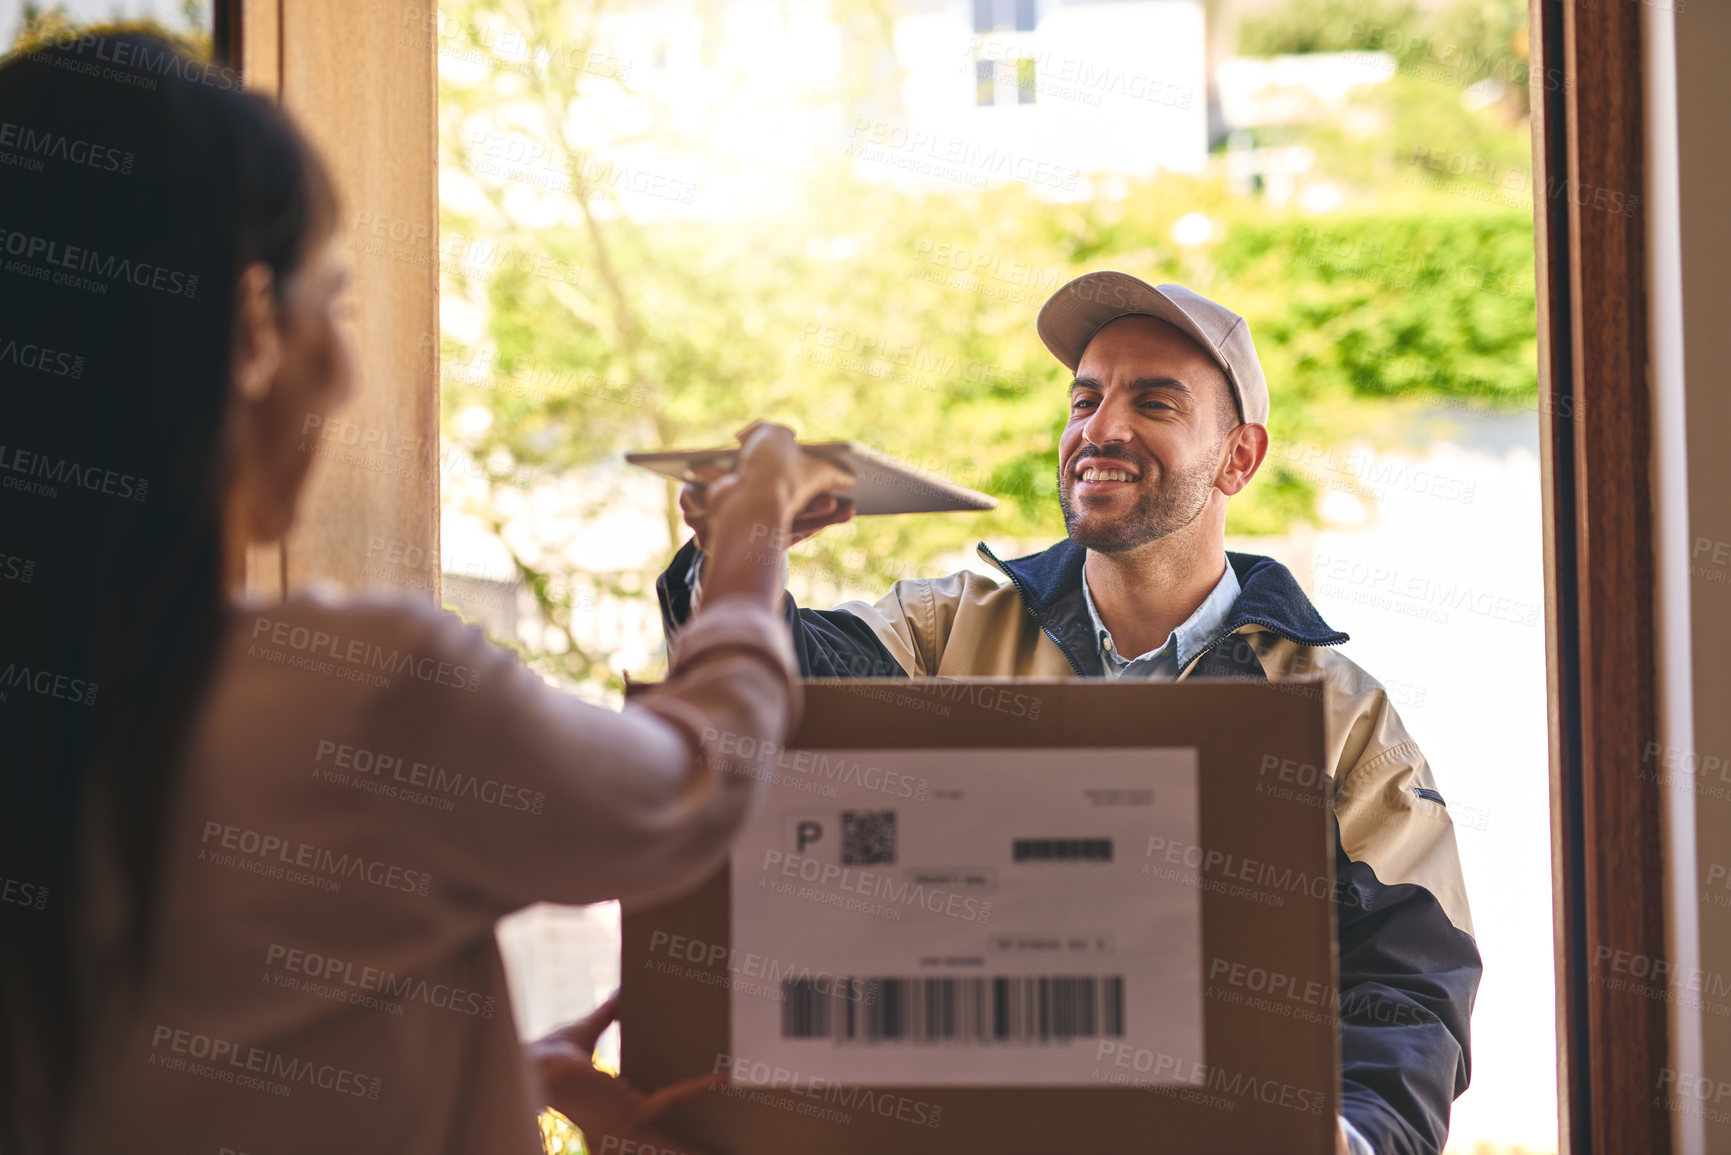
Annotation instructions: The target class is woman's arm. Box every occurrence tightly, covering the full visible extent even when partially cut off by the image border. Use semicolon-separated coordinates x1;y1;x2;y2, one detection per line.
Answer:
369;424;852;915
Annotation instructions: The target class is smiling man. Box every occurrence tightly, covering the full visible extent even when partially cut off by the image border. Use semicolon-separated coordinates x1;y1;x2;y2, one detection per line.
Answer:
656;272;1480;1155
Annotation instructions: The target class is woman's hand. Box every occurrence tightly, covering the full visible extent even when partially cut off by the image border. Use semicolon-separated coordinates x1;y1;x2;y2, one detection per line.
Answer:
528;991;721;1155
681;422;855;553
697;422;856;608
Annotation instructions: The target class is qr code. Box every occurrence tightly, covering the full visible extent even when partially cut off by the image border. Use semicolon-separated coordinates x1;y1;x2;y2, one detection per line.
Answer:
842;810;897;866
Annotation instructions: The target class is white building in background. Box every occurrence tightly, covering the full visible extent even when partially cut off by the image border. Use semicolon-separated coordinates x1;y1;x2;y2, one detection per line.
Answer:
544;0;1208;214
900;0;1407;196
882;0;1209;194
1212;52;1392;211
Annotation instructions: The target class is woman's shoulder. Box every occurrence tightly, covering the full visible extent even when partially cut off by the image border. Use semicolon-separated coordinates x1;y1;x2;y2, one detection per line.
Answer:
224;585;499;691
194;589;511;802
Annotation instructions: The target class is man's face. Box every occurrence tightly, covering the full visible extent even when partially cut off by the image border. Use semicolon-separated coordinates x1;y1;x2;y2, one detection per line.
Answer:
1057;315;1239;553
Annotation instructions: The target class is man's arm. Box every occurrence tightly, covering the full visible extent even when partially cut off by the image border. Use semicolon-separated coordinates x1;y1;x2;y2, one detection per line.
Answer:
1335;832;1480;1155
1330;718;1482;1155
656;538;908;678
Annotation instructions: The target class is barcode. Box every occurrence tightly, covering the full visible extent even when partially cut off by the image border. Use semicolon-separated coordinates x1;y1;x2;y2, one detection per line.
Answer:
1012;838;1113;862
781;976;1125;1043
842;810;897;866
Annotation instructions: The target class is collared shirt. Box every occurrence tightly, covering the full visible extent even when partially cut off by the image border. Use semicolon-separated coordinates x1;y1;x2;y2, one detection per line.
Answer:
1078;557;1241;680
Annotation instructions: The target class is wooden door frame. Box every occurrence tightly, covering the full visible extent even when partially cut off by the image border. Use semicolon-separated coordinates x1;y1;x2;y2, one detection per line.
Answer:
215;0;440;604
1531;0;1670;1151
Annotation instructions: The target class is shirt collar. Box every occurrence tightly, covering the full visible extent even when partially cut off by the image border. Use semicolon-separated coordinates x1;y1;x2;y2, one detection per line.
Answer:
1079;557;1243;674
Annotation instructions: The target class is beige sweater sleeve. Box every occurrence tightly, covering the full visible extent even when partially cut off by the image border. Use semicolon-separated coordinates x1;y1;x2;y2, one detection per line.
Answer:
359;592;798;918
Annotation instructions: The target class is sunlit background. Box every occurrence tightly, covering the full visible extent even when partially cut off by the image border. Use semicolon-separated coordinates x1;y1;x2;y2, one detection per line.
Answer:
430;3;1551;1152
5;1;1554;1151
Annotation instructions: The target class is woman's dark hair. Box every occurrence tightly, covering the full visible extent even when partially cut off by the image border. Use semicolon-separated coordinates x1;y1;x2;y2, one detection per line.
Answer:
0;29;335;1151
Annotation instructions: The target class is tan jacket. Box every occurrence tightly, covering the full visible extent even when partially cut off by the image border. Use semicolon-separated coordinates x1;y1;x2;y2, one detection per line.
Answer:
657;536;1481;1155
838;545;1473;940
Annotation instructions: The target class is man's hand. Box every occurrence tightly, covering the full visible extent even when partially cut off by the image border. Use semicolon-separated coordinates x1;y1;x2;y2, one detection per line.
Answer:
527;991;720;1155
1336;1115;1375;1155
680;423;855;553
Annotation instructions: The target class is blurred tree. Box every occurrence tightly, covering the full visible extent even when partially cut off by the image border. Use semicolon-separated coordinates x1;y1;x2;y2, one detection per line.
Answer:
7;2;211;55
1238;0;1419;56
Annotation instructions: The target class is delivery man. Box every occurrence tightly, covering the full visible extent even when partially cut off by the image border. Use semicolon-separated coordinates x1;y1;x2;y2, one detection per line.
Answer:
656;272;1480;1155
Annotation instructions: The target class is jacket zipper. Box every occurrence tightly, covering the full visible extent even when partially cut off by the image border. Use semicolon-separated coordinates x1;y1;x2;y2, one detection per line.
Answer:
976;543;1087;677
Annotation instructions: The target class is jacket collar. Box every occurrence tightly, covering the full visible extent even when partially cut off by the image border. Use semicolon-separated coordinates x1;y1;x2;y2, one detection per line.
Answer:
976;538;1349;675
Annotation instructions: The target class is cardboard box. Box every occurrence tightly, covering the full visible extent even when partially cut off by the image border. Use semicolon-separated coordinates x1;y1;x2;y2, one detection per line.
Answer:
622;679;1336;1154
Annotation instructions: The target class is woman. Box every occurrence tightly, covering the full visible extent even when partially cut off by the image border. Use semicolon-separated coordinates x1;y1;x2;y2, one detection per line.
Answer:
0;30;852;1155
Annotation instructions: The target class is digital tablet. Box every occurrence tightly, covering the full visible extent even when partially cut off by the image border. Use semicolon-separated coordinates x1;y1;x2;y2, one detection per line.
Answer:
625;441;998;516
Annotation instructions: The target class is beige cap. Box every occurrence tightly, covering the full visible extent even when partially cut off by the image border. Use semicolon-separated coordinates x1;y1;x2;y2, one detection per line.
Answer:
1036;272;1269;425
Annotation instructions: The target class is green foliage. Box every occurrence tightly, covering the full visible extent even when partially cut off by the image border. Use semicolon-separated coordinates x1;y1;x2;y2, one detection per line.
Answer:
1238;0;1525;71
1238;0;1418;56
6;1;211;56
450;188;1536;522
1238;0;1531;125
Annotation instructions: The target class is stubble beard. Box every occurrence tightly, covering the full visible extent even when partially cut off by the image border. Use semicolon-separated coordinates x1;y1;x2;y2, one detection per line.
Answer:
1058;451;1219;554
